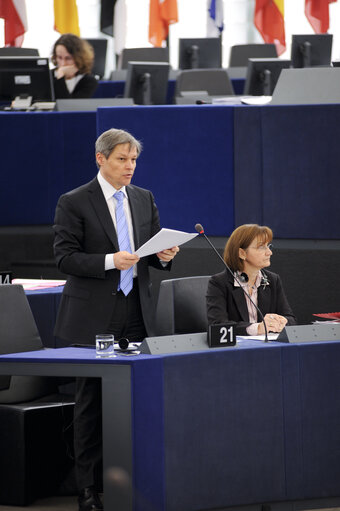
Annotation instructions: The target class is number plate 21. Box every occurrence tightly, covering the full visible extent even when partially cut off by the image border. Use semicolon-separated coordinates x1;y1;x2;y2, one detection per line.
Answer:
208;323;236;348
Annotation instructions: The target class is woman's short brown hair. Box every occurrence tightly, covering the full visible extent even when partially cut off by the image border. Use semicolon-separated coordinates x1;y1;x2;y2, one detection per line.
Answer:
223;224;273;272
51;33;94;74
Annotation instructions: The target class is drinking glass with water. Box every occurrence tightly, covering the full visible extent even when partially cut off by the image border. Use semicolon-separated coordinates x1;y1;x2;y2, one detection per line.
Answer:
95;334;115;358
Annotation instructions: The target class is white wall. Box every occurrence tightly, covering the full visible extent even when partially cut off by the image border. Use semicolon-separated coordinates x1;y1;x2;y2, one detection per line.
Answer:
1;0;340;76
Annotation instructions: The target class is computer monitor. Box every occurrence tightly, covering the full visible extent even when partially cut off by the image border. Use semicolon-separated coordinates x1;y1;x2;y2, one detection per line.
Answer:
291;34;333;68
85;38;108;78
119;47;169;70
244;58;292;96
123;61;170;105
178;38;222;69
0;47;39;56
0;56;54;104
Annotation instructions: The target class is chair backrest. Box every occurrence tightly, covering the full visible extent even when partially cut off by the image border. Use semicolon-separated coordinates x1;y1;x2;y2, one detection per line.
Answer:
175;69;234;97
0;285;56;403
85;38;108;78
118;47;169;69
154;276;211;336
0;47;39;56
229;44;278;67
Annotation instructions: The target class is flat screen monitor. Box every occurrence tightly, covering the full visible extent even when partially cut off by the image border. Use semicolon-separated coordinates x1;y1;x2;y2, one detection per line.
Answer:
85;38;108;78
124;61;170;105
0;56;54;104
291;34;333;68
0;47;39;56
119;47;169;70
244;58;292;96
178;38;221;69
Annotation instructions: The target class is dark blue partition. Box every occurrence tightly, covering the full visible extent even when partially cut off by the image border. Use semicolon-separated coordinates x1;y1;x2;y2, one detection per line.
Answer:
296;342;340;499
234;104;340;239
161;345;287;510
0;111;97;225
1;103;339;238
97;105;235;235
234;105;263;226
261;104;340;238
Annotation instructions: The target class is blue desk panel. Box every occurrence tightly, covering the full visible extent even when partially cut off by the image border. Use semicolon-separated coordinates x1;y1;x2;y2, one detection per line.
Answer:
234;104;340;239
1;341;339;510
295;342;340;499
97;105;235;235
0;111;97;225
1;103;339;239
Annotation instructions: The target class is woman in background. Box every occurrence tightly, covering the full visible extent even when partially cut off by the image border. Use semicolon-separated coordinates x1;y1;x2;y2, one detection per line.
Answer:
51;33;98;99
206;224;296;336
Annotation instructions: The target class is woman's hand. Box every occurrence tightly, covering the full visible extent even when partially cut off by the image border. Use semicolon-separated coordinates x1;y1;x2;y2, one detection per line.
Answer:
56;64;78;80
258;313;288;334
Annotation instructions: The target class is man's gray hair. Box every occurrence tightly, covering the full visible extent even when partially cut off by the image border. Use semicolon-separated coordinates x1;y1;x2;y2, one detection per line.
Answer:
95;128;142;167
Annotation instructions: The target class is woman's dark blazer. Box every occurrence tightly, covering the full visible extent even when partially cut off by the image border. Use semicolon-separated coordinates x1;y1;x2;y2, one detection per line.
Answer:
53;73;98;99
206;269;297;335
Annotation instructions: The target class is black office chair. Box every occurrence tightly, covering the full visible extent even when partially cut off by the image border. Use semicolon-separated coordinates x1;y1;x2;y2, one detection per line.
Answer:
118;46;169;69
229;43;278;67
85;38;108;79
154;276;211;335
0;47;39;56
0;284;74;505
174;69;234;101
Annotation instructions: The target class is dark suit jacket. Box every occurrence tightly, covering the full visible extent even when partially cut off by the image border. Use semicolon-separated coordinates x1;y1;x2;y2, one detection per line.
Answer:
53;177;170;344
53;73;98;99
206;269;297;335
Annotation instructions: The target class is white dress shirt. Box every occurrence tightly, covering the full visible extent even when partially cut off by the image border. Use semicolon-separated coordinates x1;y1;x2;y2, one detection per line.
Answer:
97;172;136;275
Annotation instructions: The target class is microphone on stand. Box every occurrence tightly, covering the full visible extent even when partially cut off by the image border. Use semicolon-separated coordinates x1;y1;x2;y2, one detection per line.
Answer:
195;223;268;343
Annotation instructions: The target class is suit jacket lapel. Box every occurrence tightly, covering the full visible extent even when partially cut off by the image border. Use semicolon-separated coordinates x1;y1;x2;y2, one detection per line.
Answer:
126;186;141;249
88;178;119;250
227;272;249;322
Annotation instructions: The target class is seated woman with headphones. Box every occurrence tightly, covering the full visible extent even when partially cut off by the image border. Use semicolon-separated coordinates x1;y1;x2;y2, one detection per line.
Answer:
206;224;296;336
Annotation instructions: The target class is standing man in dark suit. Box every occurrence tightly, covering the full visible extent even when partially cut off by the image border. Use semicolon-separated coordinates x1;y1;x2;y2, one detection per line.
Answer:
53;128;179;511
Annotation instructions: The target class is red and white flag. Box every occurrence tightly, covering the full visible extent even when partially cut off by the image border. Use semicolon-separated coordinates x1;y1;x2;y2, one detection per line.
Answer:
0;0;27;47
305;0;337;33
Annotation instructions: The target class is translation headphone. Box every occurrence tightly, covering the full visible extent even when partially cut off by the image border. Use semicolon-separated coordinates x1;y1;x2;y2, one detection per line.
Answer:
236;270;268;287
238;272;249;283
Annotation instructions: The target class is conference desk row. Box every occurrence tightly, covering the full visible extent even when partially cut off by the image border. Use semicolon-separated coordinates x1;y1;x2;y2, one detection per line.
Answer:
93;76;246;103
1;101;339;238
0;338;339;510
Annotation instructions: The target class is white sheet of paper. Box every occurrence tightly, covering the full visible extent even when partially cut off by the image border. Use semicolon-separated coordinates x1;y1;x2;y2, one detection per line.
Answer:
135;228;198;258
237;334;279;341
